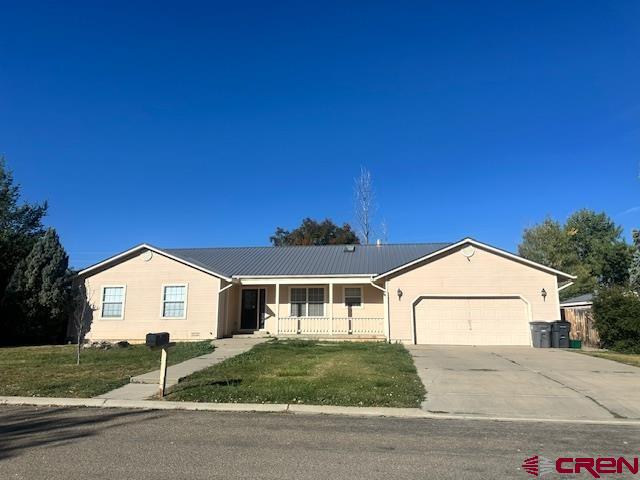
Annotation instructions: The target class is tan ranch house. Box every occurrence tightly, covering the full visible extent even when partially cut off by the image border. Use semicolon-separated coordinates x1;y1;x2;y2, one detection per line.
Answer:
76;238;575;346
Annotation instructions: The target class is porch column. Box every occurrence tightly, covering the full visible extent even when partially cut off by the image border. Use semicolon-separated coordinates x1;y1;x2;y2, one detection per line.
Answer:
275;282;280;335
384;280;390;342
329;282;334;335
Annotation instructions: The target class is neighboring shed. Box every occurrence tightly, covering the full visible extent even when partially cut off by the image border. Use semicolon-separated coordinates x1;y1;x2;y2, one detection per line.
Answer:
560;293;599;348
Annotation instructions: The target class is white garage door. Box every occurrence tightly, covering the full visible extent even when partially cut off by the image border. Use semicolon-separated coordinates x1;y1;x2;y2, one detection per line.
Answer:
414;297;531;345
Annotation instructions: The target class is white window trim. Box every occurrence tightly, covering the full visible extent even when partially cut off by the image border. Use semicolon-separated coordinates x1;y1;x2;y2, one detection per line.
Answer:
160;283;189;320
343;286;364;309
100;285;126;320
289;286;326;318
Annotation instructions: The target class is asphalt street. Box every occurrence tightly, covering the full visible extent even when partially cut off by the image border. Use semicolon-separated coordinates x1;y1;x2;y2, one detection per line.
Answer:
0;405;638;479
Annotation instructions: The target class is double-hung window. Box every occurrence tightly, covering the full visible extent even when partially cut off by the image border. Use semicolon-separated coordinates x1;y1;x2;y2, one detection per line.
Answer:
162;285;187;318
290;287;324;317
101;286;125;319
344;287;362;308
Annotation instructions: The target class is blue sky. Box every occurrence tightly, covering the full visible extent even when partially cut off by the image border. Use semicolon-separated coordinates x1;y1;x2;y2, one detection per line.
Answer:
1;1;638;268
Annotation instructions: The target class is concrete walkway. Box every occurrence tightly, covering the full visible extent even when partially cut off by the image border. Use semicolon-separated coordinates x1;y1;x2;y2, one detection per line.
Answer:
407;345;640;420
95;337;268;400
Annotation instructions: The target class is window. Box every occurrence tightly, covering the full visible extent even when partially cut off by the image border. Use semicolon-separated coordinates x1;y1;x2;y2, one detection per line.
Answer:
101;286;125;319
290;287;324;317
344;287;362;308
308;288;324;316
162;285;187;318
290;288;307;317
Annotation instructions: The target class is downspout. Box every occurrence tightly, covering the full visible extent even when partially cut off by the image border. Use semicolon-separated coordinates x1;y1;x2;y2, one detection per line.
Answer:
557;281;574;292
369;278;390;343
218;281;235;338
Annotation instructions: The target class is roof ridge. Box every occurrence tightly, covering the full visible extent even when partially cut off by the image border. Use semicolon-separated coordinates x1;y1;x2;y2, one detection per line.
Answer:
163;242;453;251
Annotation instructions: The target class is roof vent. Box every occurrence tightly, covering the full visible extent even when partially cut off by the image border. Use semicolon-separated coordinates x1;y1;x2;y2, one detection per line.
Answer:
376;239;382;247
343;245;356;253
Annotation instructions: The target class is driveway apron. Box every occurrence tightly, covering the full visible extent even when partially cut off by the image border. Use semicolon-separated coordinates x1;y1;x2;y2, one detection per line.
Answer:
407;346;640;420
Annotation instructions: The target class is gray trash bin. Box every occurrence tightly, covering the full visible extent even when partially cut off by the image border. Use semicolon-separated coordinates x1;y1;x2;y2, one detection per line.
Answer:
551;321;571;348
529;322;551;348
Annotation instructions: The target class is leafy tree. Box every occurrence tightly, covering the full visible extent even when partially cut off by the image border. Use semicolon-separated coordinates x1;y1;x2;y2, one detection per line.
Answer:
518;209;632;299
3;229;72;343
592;286;640;353
270;218;360;246
519;218;577;273
0;157;48;300
629;230;640;292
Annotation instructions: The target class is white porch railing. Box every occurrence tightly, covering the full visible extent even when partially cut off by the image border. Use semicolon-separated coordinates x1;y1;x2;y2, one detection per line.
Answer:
278;317;385;336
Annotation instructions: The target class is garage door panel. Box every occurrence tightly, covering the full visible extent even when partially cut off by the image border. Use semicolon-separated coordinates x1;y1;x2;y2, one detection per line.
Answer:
415;297;530;346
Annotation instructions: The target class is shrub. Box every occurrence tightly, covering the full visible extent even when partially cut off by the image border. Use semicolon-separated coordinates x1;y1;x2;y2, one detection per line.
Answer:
592;286;640;353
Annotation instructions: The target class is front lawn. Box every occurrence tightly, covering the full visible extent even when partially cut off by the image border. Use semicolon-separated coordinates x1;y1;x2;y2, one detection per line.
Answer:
578;350;640;368
164;340;425;407
0;342;213;398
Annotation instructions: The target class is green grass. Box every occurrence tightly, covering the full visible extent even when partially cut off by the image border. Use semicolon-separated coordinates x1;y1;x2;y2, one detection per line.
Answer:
578;350;640;368
164;340;426;408
0;342;213;398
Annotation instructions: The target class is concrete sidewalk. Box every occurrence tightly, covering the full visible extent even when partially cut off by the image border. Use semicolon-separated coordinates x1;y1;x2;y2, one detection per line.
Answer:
95;337;268;400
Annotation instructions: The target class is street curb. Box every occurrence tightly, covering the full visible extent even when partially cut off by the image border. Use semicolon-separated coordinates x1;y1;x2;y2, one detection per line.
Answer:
287;403;426;418
2;396;640;425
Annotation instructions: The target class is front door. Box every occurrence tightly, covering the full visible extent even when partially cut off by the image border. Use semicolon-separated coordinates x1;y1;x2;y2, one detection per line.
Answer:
240;288;266;330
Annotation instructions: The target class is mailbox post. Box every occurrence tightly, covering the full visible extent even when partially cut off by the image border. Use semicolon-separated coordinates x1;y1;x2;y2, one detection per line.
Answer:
145;332;174;398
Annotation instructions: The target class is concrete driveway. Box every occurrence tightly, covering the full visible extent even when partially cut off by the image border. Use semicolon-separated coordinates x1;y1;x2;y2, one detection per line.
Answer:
407;346;640;420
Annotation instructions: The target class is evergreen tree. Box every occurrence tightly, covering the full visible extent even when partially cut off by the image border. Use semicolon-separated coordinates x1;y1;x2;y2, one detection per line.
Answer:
4;229;71;343
0;157;47;303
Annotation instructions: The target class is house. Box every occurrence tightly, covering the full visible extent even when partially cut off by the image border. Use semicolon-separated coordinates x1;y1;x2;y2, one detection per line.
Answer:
560;293;599;348
76;238;575;346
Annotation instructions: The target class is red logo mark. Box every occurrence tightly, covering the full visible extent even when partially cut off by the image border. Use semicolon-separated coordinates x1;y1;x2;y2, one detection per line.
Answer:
522;455;553;477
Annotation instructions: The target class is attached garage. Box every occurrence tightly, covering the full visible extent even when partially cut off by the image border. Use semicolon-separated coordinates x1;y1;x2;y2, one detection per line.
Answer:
380;239;576;345
414;296;531;346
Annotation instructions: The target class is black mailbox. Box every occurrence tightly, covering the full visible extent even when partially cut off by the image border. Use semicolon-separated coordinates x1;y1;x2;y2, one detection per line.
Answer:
146;332;170;348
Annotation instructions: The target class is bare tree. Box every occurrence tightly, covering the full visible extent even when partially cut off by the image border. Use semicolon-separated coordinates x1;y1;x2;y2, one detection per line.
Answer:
354;166;376;244
71;281;96;365
379;218;389;244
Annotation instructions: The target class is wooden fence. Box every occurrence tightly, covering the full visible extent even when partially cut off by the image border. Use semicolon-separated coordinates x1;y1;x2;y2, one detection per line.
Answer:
561;306;600;348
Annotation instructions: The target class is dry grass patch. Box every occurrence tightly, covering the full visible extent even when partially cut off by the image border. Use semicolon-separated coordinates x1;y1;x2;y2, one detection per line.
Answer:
578;350;640;368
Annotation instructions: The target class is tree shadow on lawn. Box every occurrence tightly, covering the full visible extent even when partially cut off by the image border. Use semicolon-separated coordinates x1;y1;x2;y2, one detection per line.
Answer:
0;406;160;461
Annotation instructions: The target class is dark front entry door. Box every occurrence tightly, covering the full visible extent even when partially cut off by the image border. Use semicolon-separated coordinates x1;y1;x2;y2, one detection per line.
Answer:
240;289;266;330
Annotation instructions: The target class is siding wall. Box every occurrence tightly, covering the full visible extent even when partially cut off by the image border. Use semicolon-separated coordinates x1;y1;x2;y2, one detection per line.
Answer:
386;245;562;343
81;249;221;342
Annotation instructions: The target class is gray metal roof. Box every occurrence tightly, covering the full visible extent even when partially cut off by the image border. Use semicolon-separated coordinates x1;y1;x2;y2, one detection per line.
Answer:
560;293;593;305
163;243;452;277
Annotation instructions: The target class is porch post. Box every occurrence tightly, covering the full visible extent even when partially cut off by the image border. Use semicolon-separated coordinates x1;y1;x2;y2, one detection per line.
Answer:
329;282;334;335
384;280;391;342
275;282;280;335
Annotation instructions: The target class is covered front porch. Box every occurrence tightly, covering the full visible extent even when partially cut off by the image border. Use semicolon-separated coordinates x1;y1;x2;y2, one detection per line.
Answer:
219;277;387;339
